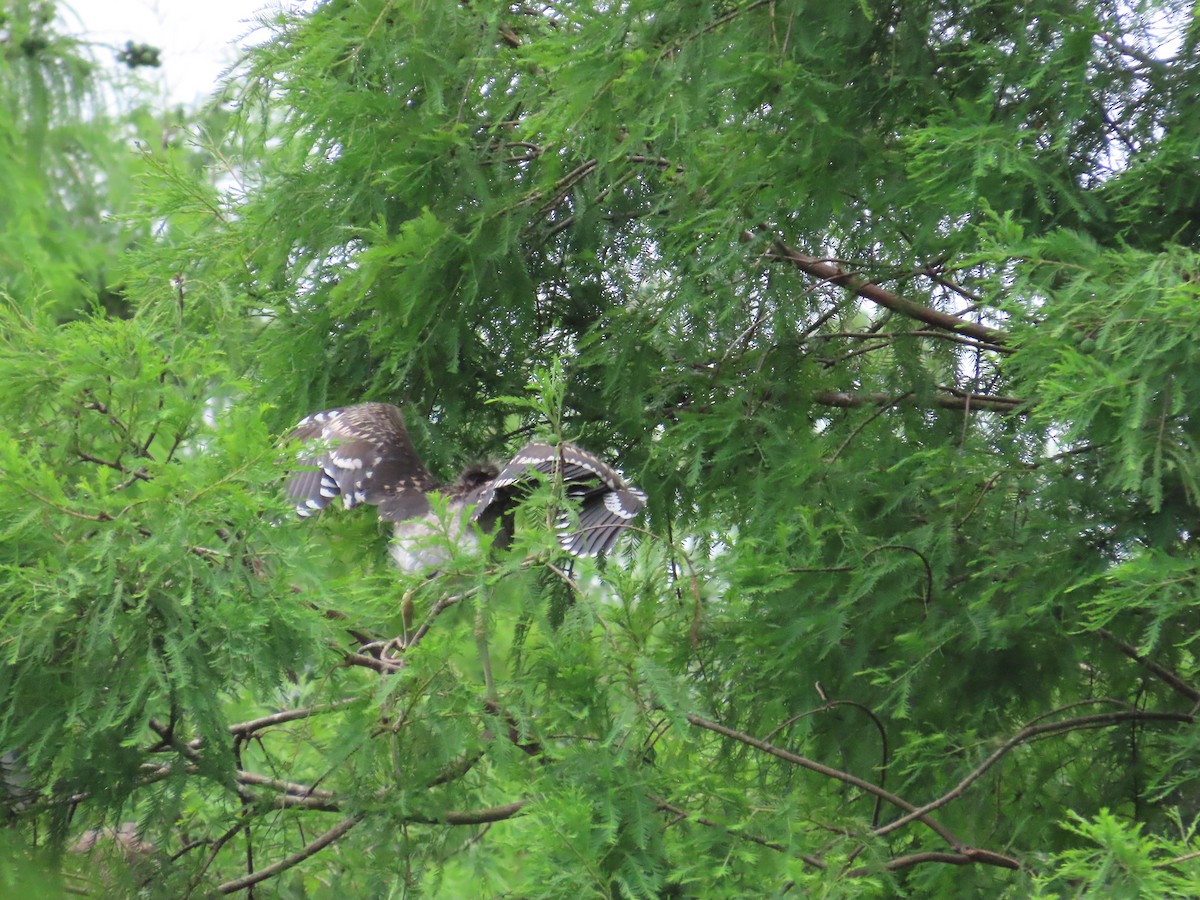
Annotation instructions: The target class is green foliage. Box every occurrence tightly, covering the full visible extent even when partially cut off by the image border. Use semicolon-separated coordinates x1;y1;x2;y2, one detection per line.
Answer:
0;2;148;317
1024;809;1200;897
3;0;1200;896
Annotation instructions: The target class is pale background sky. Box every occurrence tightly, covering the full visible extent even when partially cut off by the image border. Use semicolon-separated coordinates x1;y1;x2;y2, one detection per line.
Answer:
62;0;307;107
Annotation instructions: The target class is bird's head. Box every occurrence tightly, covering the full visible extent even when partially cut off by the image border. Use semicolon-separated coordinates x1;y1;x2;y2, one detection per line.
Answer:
451;462;501;495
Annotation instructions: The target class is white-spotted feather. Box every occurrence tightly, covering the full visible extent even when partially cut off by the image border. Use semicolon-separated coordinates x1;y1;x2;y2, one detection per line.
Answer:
286;403;646;570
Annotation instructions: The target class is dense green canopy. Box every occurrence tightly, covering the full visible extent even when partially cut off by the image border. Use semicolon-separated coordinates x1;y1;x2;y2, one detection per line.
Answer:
3;0;1200;895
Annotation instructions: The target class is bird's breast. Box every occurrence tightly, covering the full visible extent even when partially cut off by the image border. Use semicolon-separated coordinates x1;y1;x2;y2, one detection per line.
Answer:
389;510;481;573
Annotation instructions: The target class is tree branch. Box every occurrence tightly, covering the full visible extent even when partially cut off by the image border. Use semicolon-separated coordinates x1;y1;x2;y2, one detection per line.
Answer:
432;800;528;826
761;237;1009;347
875;709;1193;838
216;813;364;894
807;329;1016;354
686;714;969;853
814;389;1023;413
213;794;524;894
844;849;1014;877
1095;628;1200;704
228;701;361;738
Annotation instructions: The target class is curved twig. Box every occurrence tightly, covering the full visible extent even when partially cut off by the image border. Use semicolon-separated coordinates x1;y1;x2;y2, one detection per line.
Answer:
763;692;891;828
875;709;1193;838
864;544;934;610
844;849;1014;877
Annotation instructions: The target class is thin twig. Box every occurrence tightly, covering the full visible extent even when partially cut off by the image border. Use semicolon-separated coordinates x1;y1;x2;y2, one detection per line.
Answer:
875;710;1193;838
185;816;249;898
956;472;1003;528
217;814;364;894
650;795;826;866
407;590;470;650
828;393;912;462
658;0;776;59
863;544;934;610
813;390;1022;413
1159;849;1200;868
228;701;360;737
1095;628;1200;703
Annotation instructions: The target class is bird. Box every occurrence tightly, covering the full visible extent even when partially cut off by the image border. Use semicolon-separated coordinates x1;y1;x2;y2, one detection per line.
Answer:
285;402;646;572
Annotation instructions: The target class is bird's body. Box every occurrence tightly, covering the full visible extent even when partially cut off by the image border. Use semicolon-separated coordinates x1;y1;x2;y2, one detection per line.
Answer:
388;512;481;572
286;402;645;572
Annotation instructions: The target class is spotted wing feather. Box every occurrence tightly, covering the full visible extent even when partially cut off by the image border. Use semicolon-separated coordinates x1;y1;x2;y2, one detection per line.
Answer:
469;442;646;557
286;403;438;523
562;483;648;557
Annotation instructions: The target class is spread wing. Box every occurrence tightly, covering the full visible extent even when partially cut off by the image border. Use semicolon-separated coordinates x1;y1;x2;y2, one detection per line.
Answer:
286;402;439;523
468;442;647;557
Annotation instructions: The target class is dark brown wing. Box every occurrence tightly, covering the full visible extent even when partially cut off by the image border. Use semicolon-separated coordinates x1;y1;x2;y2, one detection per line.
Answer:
468;442;646;557
285;402;439;523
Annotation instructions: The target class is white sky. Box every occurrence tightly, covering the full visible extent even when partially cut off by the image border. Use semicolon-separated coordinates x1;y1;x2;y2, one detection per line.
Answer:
61;0;304;107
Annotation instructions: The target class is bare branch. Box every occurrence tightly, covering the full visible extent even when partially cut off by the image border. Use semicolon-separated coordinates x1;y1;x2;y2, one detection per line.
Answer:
236;771;337;800
875;709;1193;838
844;849;1012;877
217;814;364;894
1095;628;1200;703
814;389;1023;413
685;713;967;851
761;237;1008;347
438;800;528;826
807;329;1016;355
228;701;361;737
